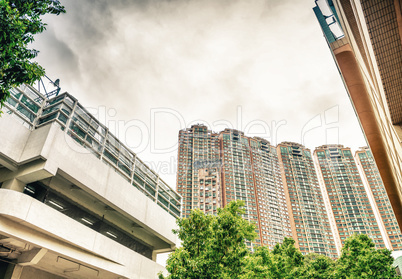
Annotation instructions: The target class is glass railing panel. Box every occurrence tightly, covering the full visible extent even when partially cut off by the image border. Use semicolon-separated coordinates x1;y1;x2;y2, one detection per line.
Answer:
6;97;18;108
75;104;91;123
64;95;74;108
144;183;156;197
58;113;68;125
22;85;45;105
16;104;36;122
105;140;119;157
38;112;58;125
103;149;118;165
118;162;132;176
60;103;72;116
46;95;64;107
87;126;104;143
42;103;62;116
9;88;22;99
20;95;40;113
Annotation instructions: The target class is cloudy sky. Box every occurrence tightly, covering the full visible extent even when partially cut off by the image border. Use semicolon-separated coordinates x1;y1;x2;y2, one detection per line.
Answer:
32;0;366;187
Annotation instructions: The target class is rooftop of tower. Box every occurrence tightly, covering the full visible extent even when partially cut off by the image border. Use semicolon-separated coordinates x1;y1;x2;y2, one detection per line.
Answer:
278;141;307;148
315;144;345;149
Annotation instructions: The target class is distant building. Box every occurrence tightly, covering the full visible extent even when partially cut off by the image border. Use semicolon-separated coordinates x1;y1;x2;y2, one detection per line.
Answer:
313;0;402;227
177;125;402;256
355;147;402;250
177;125;221;217
177;125;291;251
313;145;386;253
277;142;338;258
219;130;291;250
0;85;180;278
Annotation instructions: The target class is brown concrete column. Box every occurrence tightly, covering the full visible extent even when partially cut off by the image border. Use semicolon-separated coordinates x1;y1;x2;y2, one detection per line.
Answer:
1;179;25;192
8;265;22;279
334;44;402;229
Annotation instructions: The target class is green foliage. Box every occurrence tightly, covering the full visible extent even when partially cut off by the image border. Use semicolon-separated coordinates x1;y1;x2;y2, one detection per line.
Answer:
242;238;321;279
159;200;257;279
160;204;400;279
297;253;335;279
241;245;289;279
0;0;65;110
335;234;400;279
272;237;304;277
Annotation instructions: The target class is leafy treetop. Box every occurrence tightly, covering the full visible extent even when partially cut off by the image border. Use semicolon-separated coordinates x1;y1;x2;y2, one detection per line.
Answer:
160;200;256;279
0;0;65;110
160;201;401;279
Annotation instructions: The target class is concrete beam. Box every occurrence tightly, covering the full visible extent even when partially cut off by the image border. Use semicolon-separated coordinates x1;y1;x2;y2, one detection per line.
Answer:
0;155;18;172
18;248;48;266
46;175;173;250
1;179;26;192
152;248;175;261
0;160;53;184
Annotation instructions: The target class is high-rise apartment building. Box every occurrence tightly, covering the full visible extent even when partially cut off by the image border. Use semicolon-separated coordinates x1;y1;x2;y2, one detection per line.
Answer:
177;125;221;217
177;125;291;250
277;142;338;258
177;128;402;256
219;130;291;249
355;147;402;250
249;137;292;248
313;145;386;252
313;0;402;227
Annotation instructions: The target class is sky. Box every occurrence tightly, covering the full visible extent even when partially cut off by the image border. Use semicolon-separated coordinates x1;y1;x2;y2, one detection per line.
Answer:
31;0;367;188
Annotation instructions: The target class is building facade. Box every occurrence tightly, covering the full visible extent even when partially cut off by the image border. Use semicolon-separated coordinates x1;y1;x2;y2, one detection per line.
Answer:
177;125;221;217
0;84;181;279
313;0;402;227
277;142;338;258
247;137;291;249
177;125;402;256
177;125;291;251
219;130;292;250
313;145;386;253
355;147;402;250
219;129;261;250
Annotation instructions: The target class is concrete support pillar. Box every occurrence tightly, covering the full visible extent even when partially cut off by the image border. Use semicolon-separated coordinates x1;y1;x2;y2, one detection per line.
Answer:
1;179;25;192
4;265;23;279
334;43;402;229
1;263;17;279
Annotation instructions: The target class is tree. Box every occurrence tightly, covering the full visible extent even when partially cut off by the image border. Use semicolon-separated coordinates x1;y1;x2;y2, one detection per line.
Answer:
242;238;312;279
335;234;400;279
271;237;304;277
240;246;279;279
297;253;335;279
0;0;65;111
161;204;399;279
159;200;257;279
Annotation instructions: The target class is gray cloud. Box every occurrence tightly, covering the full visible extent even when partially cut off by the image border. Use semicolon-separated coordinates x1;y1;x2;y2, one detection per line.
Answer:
32;0;366;186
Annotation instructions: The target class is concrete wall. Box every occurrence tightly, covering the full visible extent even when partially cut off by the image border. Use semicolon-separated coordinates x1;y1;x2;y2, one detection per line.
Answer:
0;189;165;278
15;266;65;279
